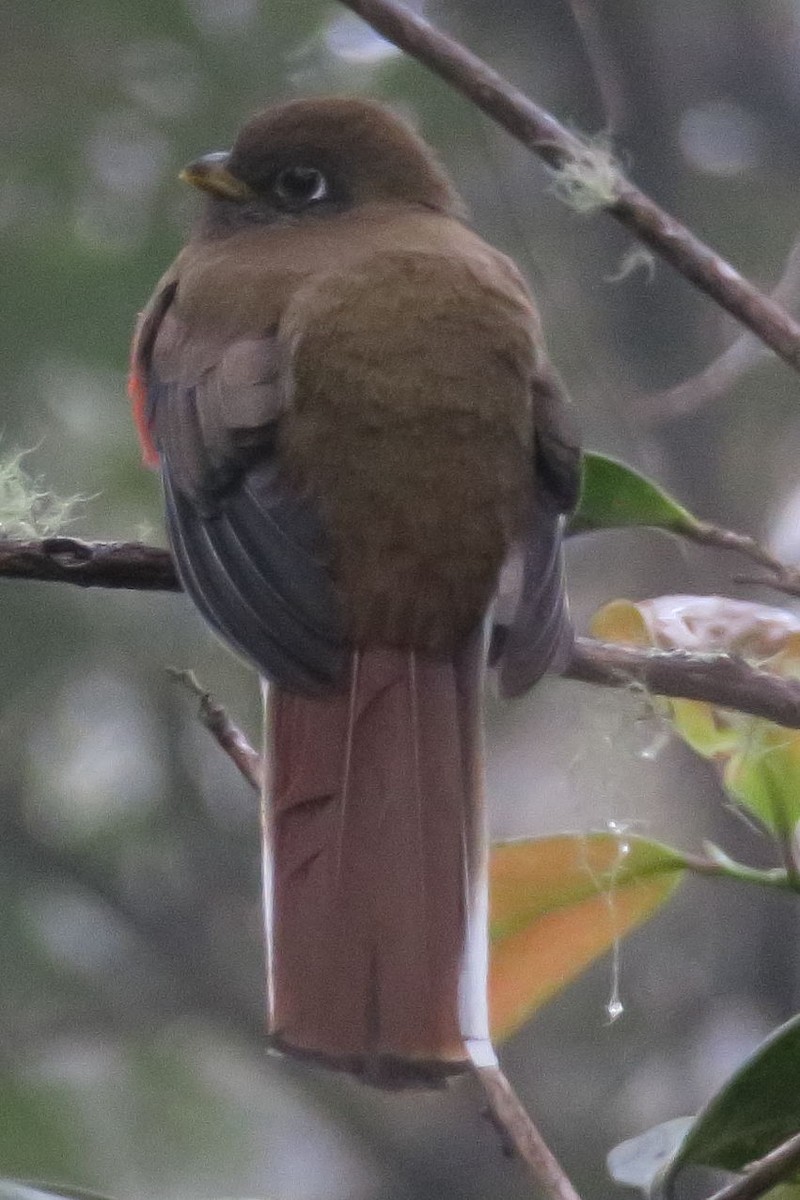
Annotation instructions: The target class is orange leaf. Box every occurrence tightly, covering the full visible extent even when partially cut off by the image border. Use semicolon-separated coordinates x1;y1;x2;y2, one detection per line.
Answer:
489;834;684;1040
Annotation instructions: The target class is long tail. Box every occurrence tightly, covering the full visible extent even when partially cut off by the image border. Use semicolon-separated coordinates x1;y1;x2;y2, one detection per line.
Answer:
261;633;494;1087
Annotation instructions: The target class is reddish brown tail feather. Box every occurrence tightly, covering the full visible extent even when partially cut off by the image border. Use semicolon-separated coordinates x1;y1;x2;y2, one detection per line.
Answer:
261;634;494;1087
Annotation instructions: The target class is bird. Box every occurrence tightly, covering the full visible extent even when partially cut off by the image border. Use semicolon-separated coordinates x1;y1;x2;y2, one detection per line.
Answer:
129;96;581;1087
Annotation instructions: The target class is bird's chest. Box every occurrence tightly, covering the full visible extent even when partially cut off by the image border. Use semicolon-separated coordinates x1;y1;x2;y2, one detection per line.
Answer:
275;246;537;651
280;383;532;653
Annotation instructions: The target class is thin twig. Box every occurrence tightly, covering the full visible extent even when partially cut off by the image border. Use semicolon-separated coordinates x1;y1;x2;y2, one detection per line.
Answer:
686;522;790;576
703;1128;800;1200
169;691;585;1200
564;0;626;133
682;520;800;596
475;1066;583;1200
167;667;262;791
680;849;794;892
337;0;800;373
632;234;800;425
733;571;800;600
165;671;800;894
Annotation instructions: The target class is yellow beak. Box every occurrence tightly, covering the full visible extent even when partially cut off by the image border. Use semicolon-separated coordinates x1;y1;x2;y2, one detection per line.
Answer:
179;152;256;202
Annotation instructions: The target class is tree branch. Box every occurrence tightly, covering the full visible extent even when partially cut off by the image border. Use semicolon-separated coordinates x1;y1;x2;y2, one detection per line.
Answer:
5;537;800;729
167;667;262;791
11;529;797;609
674;519;800;598
336;0;800;374
0;535;179;590
631;233;800;425
566;637;800;729
563;0;627;134
475;1066;583;1200
704;1128;800;1200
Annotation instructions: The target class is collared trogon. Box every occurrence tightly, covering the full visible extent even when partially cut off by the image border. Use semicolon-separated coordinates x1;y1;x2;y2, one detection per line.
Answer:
130;97;581;1087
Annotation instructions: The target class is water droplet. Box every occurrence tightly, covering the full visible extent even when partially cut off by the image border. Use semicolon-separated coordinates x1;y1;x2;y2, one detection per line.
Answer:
606;998;624;1022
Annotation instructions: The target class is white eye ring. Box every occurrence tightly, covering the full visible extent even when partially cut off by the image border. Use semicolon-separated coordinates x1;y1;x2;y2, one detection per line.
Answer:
274;166;328;207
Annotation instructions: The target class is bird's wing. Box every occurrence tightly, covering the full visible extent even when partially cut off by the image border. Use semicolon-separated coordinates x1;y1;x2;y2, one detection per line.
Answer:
130;279;347;694
498;359;582;697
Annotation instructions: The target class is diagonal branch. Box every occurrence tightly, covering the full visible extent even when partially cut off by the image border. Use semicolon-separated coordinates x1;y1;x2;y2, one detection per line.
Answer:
704;1128;800;1200
673;519;800;597
336;0;800;374
474;1066;583;1200
632;233;800;425
167;666;262;790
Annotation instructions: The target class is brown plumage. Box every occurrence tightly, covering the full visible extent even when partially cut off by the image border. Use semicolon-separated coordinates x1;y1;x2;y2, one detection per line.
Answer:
130;96;581;1086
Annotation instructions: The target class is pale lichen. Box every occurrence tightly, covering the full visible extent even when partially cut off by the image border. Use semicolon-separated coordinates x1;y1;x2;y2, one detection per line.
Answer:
550;133;623;214
606;246;657;285
0;449;82;538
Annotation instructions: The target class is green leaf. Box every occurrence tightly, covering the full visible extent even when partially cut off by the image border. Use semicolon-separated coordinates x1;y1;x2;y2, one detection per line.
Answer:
0;1078;87;1185
763;1186;800;1200
489;834;686;1039
665;1013;800;1187
570;453;701;536
723;732;800;842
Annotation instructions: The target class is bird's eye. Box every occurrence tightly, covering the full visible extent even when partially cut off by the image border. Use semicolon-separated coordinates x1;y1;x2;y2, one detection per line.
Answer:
273;166;328;208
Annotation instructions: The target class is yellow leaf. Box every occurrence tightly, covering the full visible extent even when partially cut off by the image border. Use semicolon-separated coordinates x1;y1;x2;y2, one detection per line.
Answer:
590;599;651;645
590;595;800;836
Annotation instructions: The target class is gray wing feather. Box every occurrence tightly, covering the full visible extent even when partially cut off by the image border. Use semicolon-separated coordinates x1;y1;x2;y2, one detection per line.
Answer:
498;506;573;698
496;359;581;697
163;466;346;692
141;294;346;693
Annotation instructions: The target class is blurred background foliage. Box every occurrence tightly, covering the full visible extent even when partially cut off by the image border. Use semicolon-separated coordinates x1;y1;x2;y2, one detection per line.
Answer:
2;0;800;1197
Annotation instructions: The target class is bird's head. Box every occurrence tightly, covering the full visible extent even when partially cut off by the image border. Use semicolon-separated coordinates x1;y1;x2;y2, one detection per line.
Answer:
180;96;465;231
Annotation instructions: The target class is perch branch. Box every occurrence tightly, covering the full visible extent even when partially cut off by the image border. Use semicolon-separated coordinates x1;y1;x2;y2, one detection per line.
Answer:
336;0;800;373
0;535;179;590
5;538;800;727
12;526;796;608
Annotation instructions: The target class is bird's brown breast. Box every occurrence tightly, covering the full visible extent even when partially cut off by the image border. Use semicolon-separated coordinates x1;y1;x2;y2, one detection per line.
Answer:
277;232;539;653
